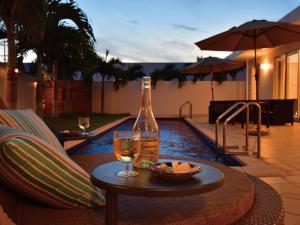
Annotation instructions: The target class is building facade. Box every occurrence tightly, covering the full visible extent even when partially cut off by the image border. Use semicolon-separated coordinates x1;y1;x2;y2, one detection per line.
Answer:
230;6;300;118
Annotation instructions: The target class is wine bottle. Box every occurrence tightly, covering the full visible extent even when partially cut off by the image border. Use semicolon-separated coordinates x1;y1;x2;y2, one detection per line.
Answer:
132;76;159;168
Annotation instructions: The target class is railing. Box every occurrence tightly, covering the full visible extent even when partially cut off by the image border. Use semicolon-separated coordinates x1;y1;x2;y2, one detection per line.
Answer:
215;102;261;158
247;102;261;158
215;102;247;148
179;101;192;119
222;104;249;153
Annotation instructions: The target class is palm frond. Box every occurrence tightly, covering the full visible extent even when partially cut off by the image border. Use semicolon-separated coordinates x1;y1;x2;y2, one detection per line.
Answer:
113;64;145;91
47;0;95;42
0;0;46;42
150;64;187;88
83;51;123;82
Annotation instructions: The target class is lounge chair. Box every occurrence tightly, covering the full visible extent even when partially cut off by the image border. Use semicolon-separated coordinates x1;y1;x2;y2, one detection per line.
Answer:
0;152;284;225
0;108;284;225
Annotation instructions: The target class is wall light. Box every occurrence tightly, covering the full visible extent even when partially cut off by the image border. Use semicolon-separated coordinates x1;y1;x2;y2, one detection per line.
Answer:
260;63;270;71
14;68;19;74
33;82;38;88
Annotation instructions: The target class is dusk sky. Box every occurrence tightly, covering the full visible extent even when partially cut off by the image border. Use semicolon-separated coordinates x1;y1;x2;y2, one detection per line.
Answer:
27;0;300;63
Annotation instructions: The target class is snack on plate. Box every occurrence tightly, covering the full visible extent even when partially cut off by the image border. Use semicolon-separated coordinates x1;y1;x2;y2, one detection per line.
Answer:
153;161;200;174
176;162;191;173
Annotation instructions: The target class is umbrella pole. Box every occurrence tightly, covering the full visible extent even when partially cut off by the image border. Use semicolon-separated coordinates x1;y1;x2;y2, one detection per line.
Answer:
210;71;214;101
253;33;259;101
245;61;249;100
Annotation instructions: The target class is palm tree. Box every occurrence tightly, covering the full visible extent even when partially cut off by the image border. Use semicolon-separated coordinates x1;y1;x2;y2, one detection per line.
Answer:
42;0;94;115
191;68;242;84
51;26;96;114
44;0;95;75
85;50;123;114
151;64;185;88
0;0;45;108
18;0;95;115
113;64;145;91
62;29;95;113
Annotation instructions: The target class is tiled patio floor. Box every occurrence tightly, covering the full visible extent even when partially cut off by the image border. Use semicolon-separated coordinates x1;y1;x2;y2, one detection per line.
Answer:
190;117;300;225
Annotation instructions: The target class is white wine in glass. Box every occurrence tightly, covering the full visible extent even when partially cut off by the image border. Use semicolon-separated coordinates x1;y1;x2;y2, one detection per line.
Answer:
113;131;141;177
78;117;90;135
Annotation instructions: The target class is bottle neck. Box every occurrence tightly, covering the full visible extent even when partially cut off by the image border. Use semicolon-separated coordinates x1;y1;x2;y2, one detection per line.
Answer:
141;86;152;109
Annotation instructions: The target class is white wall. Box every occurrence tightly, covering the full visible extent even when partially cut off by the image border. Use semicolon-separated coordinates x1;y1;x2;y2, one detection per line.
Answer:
249;40;300;100
0;71;245;116
92;80;245;116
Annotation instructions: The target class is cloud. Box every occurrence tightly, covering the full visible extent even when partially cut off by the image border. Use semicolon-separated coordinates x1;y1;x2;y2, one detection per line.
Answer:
172;23;208;33
173;23;198;31
94;32;231;63
128;20;139;25
165;41;193;48
95;36;200;62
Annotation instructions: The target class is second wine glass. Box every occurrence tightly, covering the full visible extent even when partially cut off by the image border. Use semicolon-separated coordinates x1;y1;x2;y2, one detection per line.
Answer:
78;117;90;135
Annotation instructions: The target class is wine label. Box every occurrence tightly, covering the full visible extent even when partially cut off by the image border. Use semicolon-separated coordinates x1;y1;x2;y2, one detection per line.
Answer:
135;138;159;168
141;139;158;152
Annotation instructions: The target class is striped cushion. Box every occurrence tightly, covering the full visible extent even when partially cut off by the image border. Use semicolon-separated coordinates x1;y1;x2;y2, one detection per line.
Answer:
0;125;105;208
0;109;65;154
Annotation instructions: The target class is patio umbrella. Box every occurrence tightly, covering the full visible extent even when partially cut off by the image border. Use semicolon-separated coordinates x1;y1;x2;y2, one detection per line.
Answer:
195;19;300;100
181;56;245;101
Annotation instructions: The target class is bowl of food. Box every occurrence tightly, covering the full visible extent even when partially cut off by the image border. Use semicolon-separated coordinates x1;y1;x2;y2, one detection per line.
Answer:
149;161;201;180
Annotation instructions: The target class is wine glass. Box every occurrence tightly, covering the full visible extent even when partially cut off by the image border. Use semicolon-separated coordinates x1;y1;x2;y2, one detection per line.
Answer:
113;131;141;177
78;117;90;135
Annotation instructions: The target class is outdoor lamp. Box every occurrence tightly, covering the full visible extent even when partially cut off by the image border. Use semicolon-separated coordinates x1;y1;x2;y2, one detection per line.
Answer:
260;63;270;71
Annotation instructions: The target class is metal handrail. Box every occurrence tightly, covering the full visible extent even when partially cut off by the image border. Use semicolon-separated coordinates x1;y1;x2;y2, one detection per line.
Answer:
215;102;247;124
223;104;249;155
179;101;192;119
247;102;261;158
215;101;262;158
215;102;247;148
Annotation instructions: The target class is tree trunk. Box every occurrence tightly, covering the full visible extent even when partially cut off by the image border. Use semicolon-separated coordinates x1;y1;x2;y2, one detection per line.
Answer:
53;62;58;116
66;80;71;113
35;52;44;117
5;19;18;109
62;74;66;113
62;73;70;114
101;75;105;114
210;72;215;101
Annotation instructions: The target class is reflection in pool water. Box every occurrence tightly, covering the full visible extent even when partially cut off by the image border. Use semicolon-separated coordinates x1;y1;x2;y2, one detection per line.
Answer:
68;120;240;166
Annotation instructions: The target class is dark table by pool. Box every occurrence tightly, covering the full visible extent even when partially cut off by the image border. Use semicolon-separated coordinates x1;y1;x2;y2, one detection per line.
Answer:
56;131;97;146
91;160;224;225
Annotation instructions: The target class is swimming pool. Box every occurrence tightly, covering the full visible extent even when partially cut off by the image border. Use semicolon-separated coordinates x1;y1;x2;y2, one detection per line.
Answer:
68;119;240;166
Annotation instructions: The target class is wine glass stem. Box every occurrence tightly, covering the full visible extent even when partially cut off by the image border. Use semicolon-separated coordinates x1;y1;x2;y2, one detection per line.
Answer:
124;162;129;173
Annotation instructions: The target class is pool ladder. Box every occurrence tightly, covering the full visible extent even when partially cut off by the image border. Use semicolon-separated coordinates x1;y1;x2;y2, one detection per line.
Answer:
215;102;261;159
179;101;192;119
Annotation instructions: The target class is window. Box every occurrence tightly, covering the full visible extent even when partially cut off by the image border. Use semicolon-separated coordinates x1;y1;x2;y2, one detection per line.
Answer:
275;56;285;99
286;52;299;117
0;39;7;63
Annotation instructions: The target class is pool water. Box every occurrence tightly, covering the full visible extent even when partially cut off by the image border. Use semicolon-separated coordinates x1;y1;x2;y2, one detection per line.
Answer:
68;119;240;166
